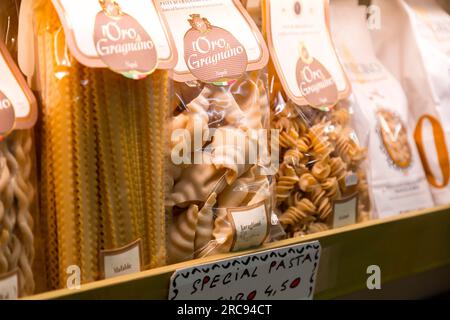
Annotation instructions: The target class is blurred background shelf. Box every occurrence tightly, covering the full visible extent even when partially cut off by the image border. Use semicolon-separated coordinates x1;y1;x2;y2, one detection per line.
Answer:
27;205;450;300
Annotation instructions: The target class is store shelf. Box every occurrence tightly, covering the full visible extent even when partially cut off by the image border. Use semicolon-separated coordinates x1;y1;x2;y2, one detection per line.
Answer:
27;205;450;300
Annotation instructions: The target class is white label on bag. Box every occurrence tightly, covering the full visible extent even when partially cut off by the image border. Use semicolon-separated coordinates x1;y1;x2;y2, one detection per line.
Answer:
169;241;321;300
228;202;269;251
100;240;142;279
265;0;350;108
0;271;19;300
51;0;176;70
332;195;357;228
160;0;269;82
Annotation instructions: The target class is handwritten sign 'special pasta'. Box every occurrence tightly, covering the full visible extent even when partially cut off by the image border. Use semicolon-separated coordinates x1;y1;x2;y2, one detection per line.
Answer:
169;241;321;300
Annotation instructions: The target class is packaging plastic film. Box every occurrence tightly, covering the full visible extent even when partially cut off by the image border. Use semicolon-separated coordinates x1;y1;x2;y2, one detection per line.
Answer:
262;0;371;238
329;1;434;218
0;0;39;297
160;0;276;264
371;0;450;206
32;0;173;289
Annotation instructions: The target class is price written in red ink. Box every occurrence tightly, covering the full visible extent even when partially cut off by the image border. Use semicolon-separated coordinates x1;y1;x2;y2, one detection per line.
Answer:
169;241;321;300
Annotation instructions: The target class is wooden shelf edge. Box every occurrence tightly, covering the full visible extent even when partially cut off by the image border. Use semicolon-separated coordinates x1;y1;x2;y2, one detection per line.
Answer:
26;205;450;300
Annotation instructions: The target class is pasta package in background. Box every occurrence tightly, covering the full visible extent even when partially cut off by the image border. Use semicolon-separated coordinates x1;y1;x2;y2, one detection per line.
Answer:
263;0;371;237
371;0;450;205
32;0;176;289
330;1;434;218
160;0;275;264
0;2;39;295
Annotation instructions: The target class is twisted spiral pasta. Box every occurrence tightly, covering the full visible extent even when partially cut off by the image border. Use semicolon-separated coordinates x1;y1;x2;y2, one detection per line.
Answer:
279;199;316;229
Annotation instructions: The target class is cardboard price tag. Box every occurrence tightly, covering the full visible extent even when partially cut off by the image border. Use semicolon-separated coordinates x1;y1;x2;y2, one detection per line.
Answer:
169;241;321;300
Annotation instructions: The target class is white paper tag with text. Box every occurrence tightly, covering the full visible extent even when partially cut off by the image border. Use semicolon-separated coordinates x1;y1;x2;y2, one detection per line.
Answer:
0;270;19;300
169;241;321;300
332;194;358;228
228;202;269;252
100;239;142;279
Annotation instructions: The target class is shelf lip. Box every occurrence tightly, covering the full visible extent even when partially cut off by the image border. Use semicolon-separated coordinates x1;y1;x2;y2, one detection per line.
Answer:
26;204;450;300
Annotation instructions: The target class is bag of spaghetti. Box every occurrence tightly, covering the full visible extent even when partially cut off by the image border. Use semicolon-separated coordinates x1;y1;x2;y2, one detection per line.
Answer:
330;1;434;218
31;0;177;289
371;0;450;205
0;0;38;297
160;0;276;264
262;0;371;238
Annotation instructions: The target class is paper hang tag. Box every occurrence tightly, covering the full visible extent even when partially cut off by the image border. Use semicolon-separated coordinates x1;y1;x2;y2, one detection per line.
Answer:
51;0;177;79
99;239;142;279
0;91;15;138
0;42;37;135
295;44;338;108
93;8;158;79
160;0;269;83
227;202;270;252
265;0;350;110
183;14;248;85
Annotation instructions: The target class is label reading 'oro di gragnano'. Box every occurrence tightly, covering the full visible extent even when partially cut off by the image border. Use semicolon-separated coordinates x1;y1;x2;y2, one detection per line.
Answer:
51;0;177;79
265;0;350;110
160;0;269;83
93;1;158;79
183;14;248;85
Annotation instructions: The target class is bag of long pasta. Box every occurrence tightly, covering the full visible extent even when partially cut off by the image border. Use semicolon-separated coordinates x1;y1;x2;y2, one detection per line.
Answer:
0;0;38;296
262;0;371;237
160;0;275;264
31;0;177;289
371;0;450;205
329;1;434;218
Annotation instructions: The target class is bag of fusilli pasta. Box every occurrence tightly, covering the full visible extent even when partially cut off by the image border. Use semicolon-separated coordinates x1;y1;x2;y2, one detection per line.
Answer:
329;1;434;218
29;0;177;289
160;0;276;264
0;0;39;297
371;0;450;206
263;0;372;237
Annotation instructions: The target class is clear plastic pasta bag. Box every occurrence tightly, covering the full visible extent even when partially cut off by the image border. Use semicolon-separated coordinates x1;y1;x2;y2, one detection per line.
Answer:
330;0;434;218
31;0;174;289
161;0;275;264
0;0;39;297
166;73;275;262
263;0;371;238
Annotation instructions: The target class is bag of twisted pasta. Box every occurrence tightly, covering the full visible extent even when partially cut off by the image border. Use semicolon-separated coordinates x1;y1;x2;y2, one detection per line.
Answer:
30;0;177;289
160;0;275;264
262;0;372;238
329;1;434;218
371;0;450;205
0;0;39;297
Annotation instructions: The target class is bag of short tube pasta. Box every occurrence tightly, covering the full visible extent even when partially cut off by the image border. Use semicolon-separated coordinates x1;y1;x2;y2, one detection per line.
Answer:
262;0;371;238
160;0;277;264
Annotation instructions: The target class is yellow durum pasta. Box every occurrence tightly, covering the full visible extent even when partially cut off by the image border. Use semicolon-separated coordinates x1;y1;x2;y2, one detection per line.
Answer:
34;1;169;289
